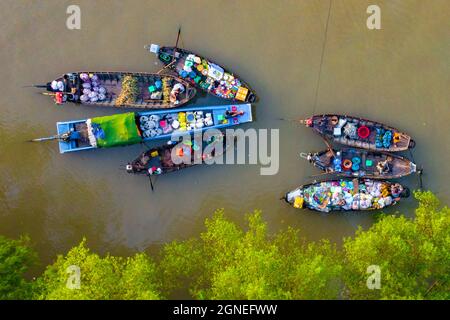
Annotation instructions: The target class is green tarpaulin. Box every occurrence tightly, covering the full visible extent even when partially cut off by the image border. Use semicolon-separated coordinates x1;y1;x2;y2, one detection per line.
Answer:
90;113;141;148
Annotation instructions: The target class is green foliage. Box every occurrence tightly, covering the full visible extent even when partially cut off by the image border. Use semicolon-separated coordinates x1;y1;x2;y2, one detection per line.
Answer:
342;191;450;299
160;210;343;299
34;238;161;300
1;191;449;300
0;235;36;300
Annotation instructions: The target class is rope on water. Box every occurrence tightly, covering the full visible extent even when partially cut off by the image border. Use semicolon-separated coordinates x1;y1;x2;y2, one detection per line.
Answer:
312;0;333;115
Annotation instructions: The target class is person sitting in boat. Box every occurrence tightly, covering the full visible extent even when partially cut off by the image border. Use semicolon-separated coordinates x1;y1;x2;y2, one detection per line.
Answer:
169;83;185;105
376;159;391;174
390;183;404;198
54;92;67;104
54;92;78;104
225;110;244;118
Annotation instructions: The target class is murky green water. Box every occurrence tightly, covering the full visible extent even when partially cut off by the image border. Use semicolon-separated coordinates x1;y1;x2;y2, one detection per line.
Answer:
0;0;449;268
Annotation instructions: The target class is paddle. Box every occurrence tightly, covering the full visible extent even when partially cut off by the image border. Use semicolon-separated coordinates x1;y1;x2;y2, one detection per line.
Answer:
148;175;155;192
417;166;424;190
277;117;306;124
173;26;182;61
307;171;333;179
156;26;182;75
23;84;47;88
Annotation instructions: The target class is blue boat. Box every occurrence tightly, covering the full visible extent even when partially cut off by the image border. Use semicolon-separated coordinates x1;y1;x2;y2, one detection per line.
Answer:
42;104;252;153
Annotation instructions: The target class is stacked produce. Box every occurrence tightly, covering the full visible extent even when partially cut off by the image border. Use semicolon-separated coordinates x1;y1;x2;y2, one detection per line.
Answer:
162;77;171;105
178;54;243;100
375;128;393;148
288;114;416;212
116;76;139;106
79;73;107;103
138;111;214;139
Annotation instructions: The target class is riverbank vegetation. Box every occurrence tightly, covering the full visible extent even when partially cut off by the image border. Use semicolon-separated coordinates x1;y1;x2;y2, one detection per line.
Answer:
0;191;448;300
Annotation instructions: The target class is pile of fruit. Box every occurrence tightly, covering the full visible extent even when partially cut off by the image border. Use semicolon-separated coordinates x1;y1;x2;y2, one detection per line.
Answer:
162;77;171;104
116;76;139;106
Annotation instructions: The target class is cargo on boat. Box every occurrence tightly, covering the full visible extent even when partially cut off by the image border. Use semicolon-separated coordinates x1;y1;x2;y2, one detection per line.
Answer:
126;131;235;176
301;114;415;152
38;71;196;109
32;104;252;153
284;179;410;212
301;147;417;179
146;44;258;103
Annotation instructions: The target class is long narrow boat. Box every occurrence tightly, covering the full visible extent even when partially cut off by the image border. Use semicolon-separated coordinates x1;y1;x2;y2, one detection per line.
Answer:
36;71;196;109
301;147;417;179
126;131;235;176
300;114;415;152
146;44;258;103
33;104;252;153
284;179;410;213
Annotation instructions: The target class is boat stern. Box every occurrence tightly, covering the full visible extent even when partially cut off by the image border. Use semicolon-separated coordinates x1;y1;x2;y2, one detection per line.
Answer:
410;162;417;174
56;122;74;154
232;103;253;124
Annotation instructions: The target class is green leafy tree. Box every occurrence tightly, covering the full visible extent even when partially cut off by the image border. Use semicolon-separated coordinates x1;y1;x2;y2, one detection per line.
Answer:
0;235;36;300
342;191;450;299
34;238;161;300
160;210;342;299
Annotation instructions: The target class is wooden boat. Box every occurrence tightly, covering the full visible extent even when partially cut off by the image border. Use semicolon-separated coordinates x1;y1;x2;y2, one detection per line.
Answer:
146;44;258;103
301;147;417;179
37;71;196;109
126;131;235;176
31;104;252;153
300;115;415;152
284;179;410;212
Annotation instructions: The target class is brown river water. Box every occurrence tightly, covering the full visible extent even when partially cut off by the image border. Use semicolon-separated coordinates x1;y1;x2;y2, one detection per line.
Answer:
0;0;449;269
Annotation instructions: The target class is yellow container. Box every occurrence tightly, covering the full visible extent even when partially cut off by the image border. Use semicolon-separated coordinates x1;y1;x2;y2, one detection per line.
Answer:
150;151;159;157
235;86;249;101
294;197;304;208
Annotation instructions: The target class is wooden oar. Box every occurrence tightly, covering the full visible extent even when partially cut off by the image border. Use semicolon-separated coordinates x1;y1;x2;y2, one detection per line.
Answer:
320;136;336;157
23;84;47;88
173;26;181;62
307;171;333;179
156;59;177;74
148;175;154;191
277;117;307;125
156;26;182;74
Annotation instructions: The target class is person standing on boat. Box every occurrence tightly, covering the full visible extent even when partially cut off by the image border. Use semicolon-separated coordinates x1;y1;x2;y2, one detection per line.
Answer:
225;110;244;118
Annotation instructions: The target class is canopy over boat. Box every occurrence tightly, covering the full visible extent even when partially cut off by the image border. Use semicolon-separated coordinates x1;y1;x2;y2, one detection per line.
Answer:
126;131;234;176
301;115;415;152
284;179;410;212
51;104;252;153
40;71;196;109
147;45;258;103
302;147;417;179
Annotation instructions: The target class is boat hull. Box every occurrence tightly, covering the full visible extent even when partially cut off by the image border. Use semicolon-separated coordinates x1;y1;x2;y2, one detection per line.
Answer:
304;114;414;152
285;179;409;212
56;104;252;153
126;131;234;175
156;47;258;103
45;71;196;109
304;148;417;179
